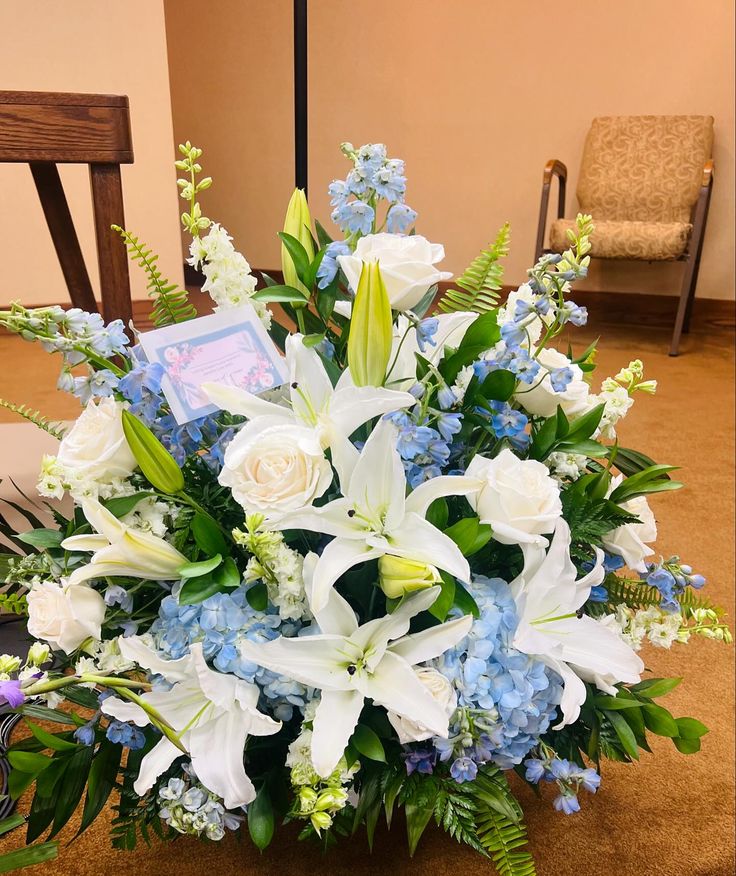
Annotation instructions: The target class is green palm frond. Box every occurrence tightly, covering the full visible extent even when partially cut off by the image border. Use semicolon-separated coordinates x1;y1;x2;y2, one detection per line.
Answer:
438;222;511;314
112;226;197;327
603;576;725;619
0;398;65;439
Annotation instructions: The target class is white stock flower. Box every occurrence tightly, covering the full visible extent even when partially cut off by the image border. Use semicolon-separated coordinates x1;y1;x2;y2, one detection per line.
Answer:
465;448;562;547
26;578;105;654
102;638;280;808
337;233;452;312
219;421;333;519
387;667;457;743
601;476;657;573
594;384;635;440
516;348;591;419
547;451;587;482
55;397;137;485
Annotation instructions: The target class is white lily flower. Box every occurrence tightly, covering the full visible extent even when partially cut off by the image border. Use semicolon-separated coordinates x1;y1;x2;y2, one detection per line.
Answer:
274;418;481;611
202;332;415;460
101;637;280;808
61;499;187;585
240;559;472;777
511;518;644;728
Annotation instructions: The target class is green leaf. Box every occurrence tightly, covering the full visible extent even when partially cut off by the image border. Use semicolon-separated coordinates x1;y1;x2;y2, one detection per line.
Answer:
673;735;701;754
604;710;639;759
440;311;500;384
49;744;94;838
642;704;679;737
429;573;456;622
7;751;53;773
315;219;334;249
350;725;386;763
530;415;558;460
454;580;480;618
277;232;310;285
405;796;436;857
215;556;241;588
252;284;309;304
179;572;223;605
425;497;449;530
554;439;608;458
121;410;184;494
613;447;659;477
16;529;63;549
102;492;155;519
593;696;643;710
609;464;679;503
78;741;122;836
675;717;709;740
8;771;36;800
383;772;404;829
444;517;492;557
24;720;79;752
630;677;682;698
0;814;25;838
190;513;228;557
246;581;268;611
302;249;326;292
178;554;222;578
477;369;516;403
0;841;58;873
562;403;605;442
248;784;275;850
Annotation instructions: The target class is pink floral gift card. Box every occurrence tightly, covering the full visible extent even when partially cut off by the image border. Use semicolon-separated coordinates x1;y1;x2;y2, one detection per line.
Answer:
137;305;288;425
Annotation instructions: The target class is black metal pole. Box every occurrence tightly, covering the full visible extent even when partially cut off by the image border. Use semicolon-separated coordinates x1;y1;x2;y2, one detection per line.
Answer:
293;0;308;195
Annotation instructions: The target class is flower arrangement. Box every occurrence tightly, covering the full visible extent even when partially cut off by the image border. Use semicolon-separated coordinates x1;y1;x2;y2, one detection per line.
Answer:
0;141;730;874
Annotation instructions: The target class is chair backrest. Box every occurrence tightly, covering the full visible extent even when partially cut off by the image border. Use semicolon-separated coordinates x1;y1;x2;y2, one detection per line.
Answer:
577;115;713;223
0;91;133;164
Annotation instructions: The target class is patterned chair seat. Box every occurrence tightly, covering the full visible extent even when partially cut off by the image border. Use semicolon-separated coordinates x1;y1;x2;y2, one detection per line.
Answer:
549;217;692;261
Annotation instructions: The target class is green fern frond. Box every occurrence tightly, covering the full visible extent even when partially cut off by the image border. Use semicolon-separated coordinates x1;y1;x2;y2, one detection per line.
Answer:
112;226;197;327
603;576;725;620
0;591;28;615
0;398;65;439
438;222;511;314
469;769;536;876
474;807;536;876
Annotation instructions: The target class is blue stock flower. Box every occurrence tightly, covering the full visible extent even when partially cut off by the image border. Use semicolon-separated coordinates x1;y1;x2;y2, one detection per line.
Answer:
509;350;540;384
106;719;145;749
371;162;406;202
450;757;478;783
490;403;528;439
550;367;574;393
74;722;96;746
403;749;436;776
316;241;351;289
436;412;463;442
327;179;349;207
332;201;375;235
416;317;439;352
553;793;581;815
386;203;418;233
558;301;588;326
437;385;459;411
500;322;527;349
72;369;120;404
104;584;133;614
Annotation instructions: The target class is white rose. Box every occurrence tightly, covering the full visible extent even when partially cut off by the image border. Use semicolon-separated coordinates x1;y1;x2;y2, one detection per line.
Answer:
219;422;332;517
466;448;562;546
56;397;137;483
26;578;105;654
387;668;457;743
601;476;657;572
515;348;591;419
337;233;452;312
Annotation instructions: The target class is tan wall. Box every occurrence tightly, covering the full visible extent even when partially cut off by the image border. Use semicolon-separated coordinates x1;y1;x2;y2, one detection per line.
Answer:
165;0;734;301
0;0;182;307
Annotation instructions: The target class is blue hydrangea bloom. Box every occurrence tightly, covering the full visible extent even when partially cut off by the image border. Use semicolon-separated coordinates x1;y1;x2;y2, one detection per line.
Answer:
433;577;562;769
150;587;309;721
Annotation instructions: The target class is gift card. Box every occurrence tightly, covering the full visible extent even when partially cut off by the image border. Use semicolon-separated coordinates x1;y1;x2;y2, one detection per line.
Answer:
138;304;287;425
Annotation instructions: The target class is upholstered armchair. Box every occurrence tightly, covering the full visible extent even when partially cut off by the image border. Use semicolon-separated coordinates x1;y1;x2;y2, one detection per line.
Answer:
534;115;714;355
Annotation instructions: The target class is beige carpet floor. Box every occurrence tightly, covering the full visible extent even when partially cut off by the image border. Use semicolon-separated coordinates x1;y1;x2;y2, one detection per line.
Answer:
0;319;734;875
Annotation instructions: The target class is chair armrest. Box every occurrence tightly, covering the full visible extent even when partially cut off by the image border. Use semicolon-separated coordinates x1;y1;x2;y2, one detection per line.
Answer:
543;159;568;185
535;160;568;261
701;159;714;188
